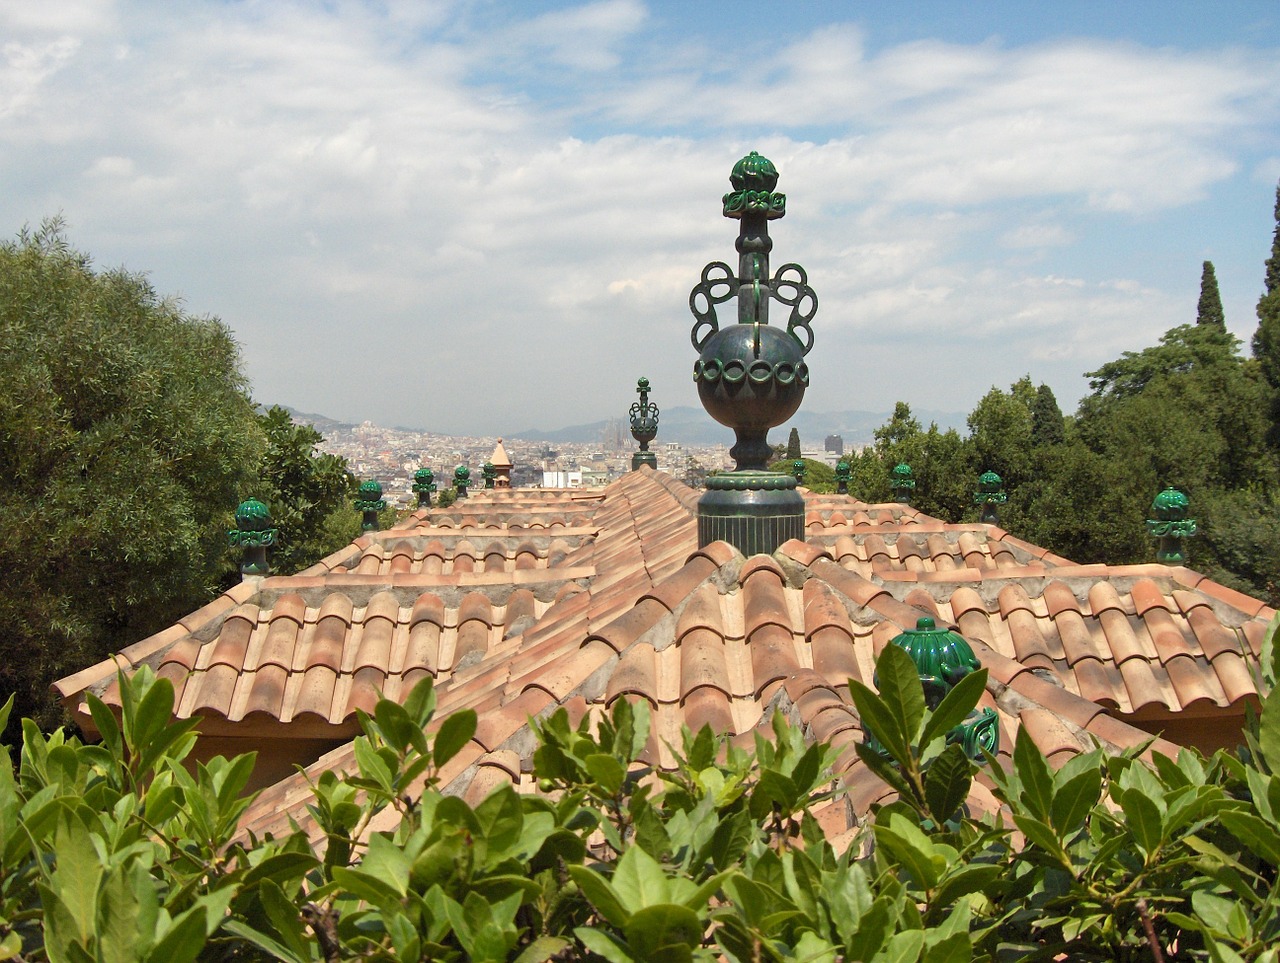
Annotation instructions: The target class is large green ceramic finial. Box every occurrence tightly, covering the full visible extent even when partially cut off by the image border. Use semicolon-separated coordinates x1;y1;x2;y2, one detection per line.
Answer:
453;465;471;500
229;497;276;576
354;480;386;531
482;462;496;489
974;470;1006;525
835;459;851;495
1148;486;1196;564
692;152;818;556
871;617;999;761
891;462;915;504
723;151;786;220
630;376;659;470
791;459;806;486
413;467;436;508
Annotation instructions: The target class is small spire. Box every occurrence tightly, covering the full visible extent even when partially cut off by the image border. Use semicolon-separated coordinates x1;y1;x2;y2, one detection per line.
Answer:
974;470;1006;525
629;377;659;470
229;498;276;577
891;462;915;504
488;438;513;488
1148;486;1196;564
354;480;386;532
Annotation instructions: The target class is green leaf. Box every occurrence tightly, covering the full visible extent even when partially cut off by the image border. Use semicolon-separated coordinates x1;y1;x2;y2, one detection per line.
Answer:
221;920;312;963
848;682;913;769
1120;787;1164;856
611;842;672;913
1010;814;1068;863
403;674;438;727
575;927;634;963
258;879;313;963
514;936;572;963
923;932;972;963
873;815;943;892
1012;727;1053;822
1221;811;1280;866
874;644;927;747
1049;765;1102;835
1260;687;1280;772
625;903;704;958
568;865;629;928
586;753;627;796
920;669;988;748
923;743;972;823
433;709;477;769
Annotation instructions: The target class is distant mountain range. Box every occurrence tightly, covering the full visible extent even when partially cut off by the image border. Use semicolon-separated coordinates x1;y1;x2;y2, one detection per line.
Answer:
280;404;966;448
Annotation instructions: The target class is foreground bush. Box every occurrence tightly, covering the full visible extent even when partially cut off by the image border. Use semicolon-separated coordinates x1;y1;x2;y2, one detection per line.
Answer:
2;622;1279;961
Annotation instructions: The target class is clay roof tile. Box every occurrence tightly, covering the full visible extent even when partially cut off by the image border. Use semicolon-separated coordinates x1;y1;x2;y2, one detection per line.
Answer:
1130;579;1170;617
317;594;354;625
1043;581;1081;619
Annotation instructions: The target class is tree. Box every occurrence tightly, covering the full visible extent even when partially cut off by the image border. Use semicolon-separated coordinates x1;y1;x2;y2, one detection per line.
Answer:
785;426;802;460
1252;181;1280;447
252;406;357;575
0;221;263;743
1196;260;1225;328
1030;383;1066;447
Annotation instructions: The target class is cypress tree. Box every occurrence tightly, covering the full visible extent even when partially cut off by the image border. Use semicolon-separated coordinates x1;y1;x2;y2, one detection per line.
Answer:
1253;182;1280;391
1031;383;1066;447
786;427;802;460
1196;260;1225;328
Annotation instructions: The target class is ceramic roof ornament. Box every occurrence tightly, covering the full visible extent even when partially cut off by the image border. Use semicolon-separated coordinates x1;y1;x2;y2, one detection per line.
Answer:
891;463;915;504
693;151;818;555
1148;487;1197;564
413;467;436;508
482;462;497;489
791;459;806;486
834;459;851;495
488;440;513;488
229;498;276;576
453;465;471;500
629;377;659;471
974;470;1007;525
354;480;386;532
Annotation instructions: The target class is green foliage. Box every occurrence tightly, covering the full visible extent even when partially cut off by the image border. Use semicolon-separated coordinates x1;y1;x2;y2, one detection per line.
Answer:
1198;260;1226;328
1030;383;1066;448
785;427;802;460
8;632;1280;961
250;406;356;575
0;220;263;743
767;458;835;493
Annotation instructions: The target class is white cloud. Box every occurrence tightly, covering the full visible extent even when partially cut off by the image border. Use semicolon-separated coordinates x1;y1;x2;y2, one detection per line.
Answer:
0;3;1276;432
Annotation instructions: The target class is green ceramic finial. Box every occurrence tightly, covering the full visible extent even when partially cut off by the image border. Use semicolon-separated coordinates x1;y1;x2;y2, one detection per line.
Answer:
723;151;785;220
354;479;386;531
229;498;276;575
891;462;916;504
454;464;471;500
791;459;806;485
1148;486;1196;564
835;459;851;495
413;467;436;508
974;470;1007;524
482;462;497;489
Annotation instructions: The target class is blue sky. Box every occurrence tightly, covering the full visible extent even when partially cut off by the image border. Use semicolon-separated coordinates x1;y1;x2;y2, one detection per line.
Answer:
2;1;1278;436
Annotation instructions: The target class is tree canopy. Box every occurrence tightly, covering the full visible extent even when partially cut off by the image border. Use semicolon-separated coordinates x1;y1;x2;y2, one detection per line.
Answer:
0;221;264;741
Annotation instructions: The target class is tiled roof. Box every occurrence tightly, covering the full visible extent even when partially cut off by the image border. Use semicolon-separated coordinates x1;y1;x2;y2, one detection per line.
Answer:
53;469;1273;843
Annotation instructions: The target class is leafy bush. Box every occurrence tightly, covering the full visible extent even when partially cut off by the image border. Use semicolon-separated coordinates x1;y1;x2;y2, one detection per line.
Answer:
2;618;1279;960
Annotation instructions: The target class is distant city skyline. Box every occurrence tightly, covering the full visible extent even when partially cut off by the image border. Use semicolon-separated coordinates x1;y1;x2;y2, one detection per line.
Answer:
3;1;1278;436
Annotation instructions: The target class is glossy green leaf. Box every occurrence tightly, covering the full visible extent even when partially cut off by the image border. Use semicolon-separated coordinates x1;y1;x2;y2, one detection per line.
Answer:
433;709;477;769
625;903;703;959
586;753;626;796
920;669;987;749
567;866;629;928
1049;765;1102;835
848;681;912;769
1012;727;1053;822
875;644;927;746
923;743;971;823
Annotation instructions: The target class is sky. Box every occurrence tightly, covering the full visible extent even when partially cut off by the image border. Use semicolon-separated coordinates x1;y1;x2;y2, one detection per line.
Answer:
3;1;1279;437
